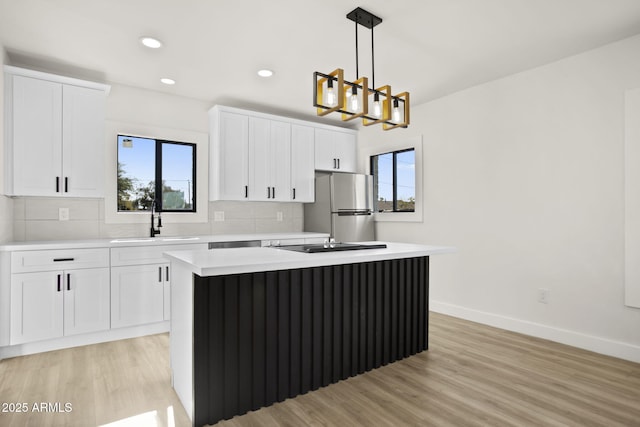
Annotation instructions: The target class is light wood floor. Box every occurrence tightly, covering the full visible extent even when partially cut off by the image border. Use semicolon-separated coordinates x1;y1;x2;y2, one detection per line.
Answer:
1;313;639;427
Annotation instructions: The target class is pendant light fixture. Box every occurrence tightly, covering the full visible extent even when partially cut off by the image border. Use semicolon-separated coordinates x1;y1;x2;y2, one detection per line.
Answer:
313;7;409;130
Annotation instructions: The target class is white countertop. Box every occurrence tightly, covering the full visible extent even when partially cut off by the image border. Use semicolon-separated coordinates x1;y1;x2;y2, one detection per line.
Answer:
164;242;456;276
0;232;328;252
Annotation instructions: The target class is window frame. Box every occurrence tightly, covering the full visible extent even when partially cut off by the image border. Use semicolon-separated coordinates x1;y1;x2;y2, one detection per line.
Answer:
362;135;423;223
117;133;197;213
370;147;416;213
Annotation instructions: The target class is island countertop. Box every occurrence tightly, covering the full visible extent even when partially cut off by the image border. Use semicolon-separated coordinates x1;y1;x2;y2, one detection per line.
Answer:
164;241;455;277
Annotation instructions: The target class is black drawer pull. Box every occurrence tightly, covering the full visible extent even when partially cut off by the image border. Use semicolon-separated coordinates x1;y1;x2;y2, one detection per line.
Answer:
65;177;69;193
57;274;61;292
55;177;60;193
53;258;75;262
67;273;71;291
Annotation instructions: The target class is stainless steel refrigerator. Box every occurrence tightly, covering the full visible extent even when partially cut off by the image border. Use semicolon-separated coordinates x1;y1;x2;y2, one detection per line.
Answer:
304;172;375;242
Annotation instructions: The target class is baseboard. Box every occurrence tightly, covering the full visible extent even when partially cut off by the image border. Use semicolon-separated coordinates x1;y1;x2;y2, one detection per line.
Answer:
0;321;170;360
430;301;640;364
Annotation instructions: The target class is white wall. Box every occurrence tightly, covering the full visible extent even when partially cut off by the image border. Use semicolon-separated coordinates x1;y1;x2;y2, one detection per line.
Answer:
358;34;640;362
10;83;303;240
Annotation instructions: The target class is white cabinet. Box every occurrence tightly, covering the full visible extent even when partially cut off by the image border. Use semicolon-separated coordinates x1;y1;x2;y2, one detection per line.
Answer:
209;105;357;202
4;66;110;197
110;243;206;328
110;264;167;328
314;128;357;172
9;248;110;345
291;125;315;202
209;109;249;200
249;117;291;201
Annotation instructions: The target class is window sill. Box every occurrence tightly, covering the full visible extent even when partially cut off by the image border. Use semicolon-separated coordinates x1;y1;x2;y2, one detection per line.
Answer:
374;210;423;223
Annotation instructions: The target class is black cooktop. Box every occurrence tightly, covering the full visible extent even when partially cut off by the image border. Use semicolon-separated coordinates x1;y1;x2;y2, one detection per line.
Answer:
275;243;387;253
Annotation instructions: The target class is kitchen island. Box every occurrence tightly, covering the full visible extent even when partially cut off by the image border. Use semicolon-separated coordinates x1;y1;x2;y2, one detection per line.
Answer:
165;242;454;427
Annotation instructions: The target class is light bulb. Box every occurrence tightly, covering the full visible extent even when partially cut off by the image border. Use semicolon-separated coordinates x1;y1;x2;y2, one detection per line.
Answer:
350;86;358;111
372;93;381;118
326;80;336;106
392;98;401;122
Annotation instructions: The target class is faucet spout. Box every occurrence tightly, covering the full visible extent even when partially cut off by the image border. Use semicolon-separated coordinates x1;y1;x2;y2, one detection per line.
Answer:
150;200;161;237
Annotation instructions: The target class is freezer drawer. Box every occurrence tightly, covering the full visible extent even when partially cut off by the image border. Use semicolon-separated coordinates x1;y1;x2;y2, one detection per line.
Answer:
332;213;374;242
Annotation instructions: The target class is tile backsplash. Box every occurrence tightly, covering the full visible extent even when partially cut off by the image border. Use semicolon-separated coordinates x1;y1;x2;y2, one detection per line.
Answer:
11;197;304;241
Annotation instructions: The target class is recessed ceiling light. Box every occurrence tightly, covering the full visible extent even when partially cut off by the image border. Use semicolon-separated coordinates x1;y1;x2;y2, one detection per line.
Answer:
160;78;175;85
140;36;163;49
257;69;274;77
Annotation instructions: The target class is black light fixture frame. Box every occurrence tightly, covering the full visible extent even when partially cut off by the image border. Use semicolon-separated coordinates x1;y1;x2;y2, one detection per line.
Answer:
313;7;409;129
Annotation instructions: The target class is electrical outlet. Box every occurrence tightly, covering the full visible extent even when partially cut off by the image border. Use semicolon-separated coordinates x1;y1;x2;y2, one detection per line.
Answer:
537;288;549;304
214;211;225;222
277;211;283;222
58;207;70;221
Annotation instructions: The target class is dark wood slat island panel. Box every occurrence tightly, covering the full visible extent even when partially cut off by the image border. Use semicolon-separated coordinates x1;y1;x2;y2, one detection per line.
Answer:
192;256;429;427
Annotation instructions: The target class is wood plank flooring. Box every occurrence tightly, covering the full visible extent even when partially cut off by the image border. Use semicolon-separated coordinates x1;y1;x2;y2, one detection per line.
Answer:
1;312;639;427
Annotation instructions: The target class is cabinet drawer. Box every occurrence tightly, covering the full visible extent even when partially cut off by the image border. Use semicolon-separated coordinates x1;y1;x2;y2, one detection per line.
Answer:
111;243;206;266
11;248;109;273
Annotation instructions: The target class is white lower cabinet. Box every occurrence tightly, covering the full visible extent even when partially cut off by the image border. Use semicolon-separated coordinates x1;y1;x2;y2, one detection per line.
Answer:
110;264;168;328
10;267;110;345
110;243;205;328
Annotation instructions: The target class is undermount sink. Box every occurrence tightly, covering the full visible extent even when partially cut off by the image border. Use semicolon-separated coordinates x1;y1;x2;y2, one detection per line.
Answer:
110;237;200;243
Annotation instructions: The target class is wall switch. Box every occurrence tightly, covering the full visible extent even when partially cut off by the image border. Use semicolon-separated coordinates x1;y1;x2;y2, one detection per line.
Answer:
537;288;550;304
214;211;225;222
277;211;283;222
58;207;70;221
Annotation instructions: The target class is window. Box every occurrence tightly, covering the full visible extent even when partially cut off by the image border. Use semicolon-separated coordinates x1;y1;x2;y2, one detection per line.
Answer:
117;135;196;212
370;148;415;212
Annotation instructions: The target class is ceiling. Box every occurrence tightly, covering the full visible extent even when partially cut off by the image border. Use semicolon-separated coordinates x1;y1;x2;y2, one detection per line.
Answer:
2;0;640;128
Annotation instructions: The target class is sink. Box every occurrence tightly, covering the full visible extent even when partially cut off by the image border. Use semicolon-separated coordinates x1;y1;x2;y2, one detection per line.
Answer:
110;236;201;244
110;238;156;243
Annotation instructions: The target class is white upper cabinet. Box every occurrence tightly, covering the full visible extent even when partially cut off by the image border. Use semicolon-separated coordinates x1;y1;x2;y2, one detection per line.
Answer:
209;105;357;202
290;125;315;202
209;109;249;200
4;66;110;197
314;128;357;173
248;117;291;201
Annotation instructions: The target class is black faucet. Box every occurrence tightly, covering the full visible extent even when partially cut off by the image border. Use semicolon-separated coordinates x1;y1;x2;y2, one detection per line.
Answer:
150;200;162;237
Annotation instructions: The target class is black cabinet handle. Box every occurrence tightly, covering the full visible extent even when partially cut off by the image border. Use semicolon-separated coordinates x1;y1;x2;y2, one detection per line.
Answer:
272;187;275;198
67;273;71;291
158;266;162;283
166;266;169;281
245;185;248;198
56;177;60;193
337;158;340;169
53;258;74;262
57;274;61;292
333;158;337;169
293;188;296;200
64;177;68;193
267;187;270;199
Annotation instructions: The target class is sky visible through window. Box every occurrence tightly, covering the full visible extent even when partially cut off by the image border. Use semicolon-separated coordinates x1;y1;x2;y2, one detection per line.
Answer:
375;149;415;211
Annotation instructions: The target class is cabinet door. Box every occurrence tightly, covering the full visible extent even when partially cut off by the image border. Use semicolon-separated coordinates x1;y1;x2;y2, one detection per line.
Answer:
291;125;315;202
10;271;64;344
11;75;63;196
111;265;165;328
248;117;271;201
270;120;291;201
212;111;249;200
314;128;337;171
62;85;106;197
63;268;110;336
332;131;357;173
